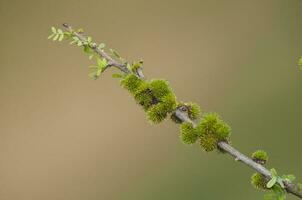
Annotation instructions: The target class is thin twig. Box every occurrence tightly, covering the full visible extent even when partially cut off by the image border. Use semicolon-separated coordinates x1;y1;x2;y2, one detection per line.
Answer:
61;23;302;199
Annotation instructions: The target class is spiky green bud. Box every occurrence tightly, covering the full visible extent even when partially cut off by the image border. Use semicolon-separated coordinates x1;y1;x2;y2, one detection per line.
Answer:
196;113;231;151
299;57;302;69
120;74;143;94
133;82;154;110
199;134;218;151
180;122;198;144
149;79;172;100
251;173;268;190
252;150;268;165
188;102;201;120
147;93;177;123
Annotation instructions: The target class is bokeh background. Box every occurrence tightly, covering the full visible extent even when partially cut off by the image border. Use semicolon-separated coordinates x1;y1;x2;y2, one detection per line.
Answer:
1;0;302;199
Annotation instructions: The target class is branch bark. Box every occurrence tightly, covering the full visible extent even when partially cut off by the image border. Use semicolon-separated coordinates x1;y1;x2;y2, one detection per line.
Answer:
61;23;302;199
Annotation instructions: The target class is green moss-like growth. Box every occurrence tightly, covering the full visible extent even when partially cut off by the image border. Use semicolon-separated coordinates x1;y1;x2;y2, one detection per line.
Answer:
251;173;268;190
196;113;231;151
120;74;143;94
188;102;201;120
149;79;172;100
299;57;302;69
147;93;177;124
133;82;154;110
180;122;198;144
252;150;268;165
199;134;218;152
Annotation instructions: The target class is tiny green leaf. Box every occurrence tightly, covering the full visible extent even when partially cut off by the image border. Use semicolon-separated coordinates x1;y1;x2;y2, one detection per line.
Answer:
282;174;296;182
87;37;92;43
47;34;54;39
77;41;83;46
98;43;106;49
110;49;121;58
51;27;56;33
277;178;285;188
112;73;124;78
270;168;278;177
53;34;59;41
267;177;277;188
58;34;64;41
57;29;63;34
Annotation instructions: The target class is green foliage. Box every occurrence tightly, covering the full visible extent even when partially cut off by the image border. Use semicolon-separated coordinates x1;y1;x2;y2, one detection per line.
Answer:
264;185;286;200
180;122;198;144
88;58;108;80
299;57;302;69
196;113;231;151
262;169;296;200
130;60;144;73
251;173;268;190
252;150;268;164
48;27;67;41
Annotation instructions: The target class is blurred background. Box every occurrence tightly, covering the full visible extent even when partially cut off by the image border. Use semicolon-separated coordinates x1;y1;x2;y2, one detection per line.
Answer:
1;0;302;199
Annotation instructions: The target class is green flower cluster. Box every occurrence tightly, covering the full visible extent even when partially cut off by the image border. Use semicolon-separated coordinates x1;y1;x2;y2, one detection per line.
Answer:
252;150;268;165
251;173;268;190
179;113;231;151
251;150;269;190
120;74;177;123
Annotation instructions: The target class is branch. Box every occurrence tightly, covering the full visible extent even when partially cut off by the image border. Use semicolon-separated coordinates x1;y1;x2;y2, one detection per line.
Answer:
174;109;302;198
54;23;302;199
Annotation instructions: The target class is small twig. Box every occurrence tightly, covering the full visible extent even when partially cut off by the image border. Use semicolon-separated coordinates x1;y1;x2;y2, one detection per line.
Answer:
60;23;302;199
174;109;302;198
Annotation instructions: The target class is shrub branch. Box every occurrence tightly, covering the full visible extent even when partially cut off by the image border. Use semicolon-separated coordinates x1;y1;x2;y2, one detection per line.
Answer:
50;23;302;199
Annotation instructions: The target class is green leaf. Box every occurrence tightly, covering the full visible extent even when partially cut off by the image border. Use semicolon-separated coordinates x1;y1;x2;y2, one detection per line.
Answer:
87;37;92;43
83;45;90;53
47;34;54;39
77;41;83;46
58;34;64;41
88;72;97;80
270;168;278;177
98;43;106;49
72;36;79;41
267;176;277;188
53;34;59;41
112;73;124;78
51;27;56;33
57;29;63;34
110;49;121;58
277;178;285;188
89;65;98;69
282;174;296;182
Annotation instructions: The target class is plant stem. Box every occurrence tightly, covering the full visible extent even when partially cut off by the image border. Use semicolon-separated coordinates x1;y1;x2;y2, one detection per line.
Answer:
61;23;302;199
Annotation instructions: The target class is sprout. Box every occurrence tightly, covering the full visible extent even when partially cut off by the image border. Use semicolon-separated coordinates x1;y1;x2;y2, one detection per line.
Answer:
180;122;198;144
196;113;231;151
252;150;268;165
251;173;268;190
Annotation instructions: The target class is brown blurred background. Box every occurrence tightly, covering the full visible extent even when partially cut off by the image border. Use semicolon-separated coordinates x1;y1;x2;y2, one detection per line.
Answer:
1;0;302;199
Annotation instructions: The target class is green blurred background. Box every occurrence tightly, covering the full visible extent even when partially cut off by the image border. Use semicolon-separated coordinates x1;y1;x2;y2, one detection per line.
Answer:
1;0;302;199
